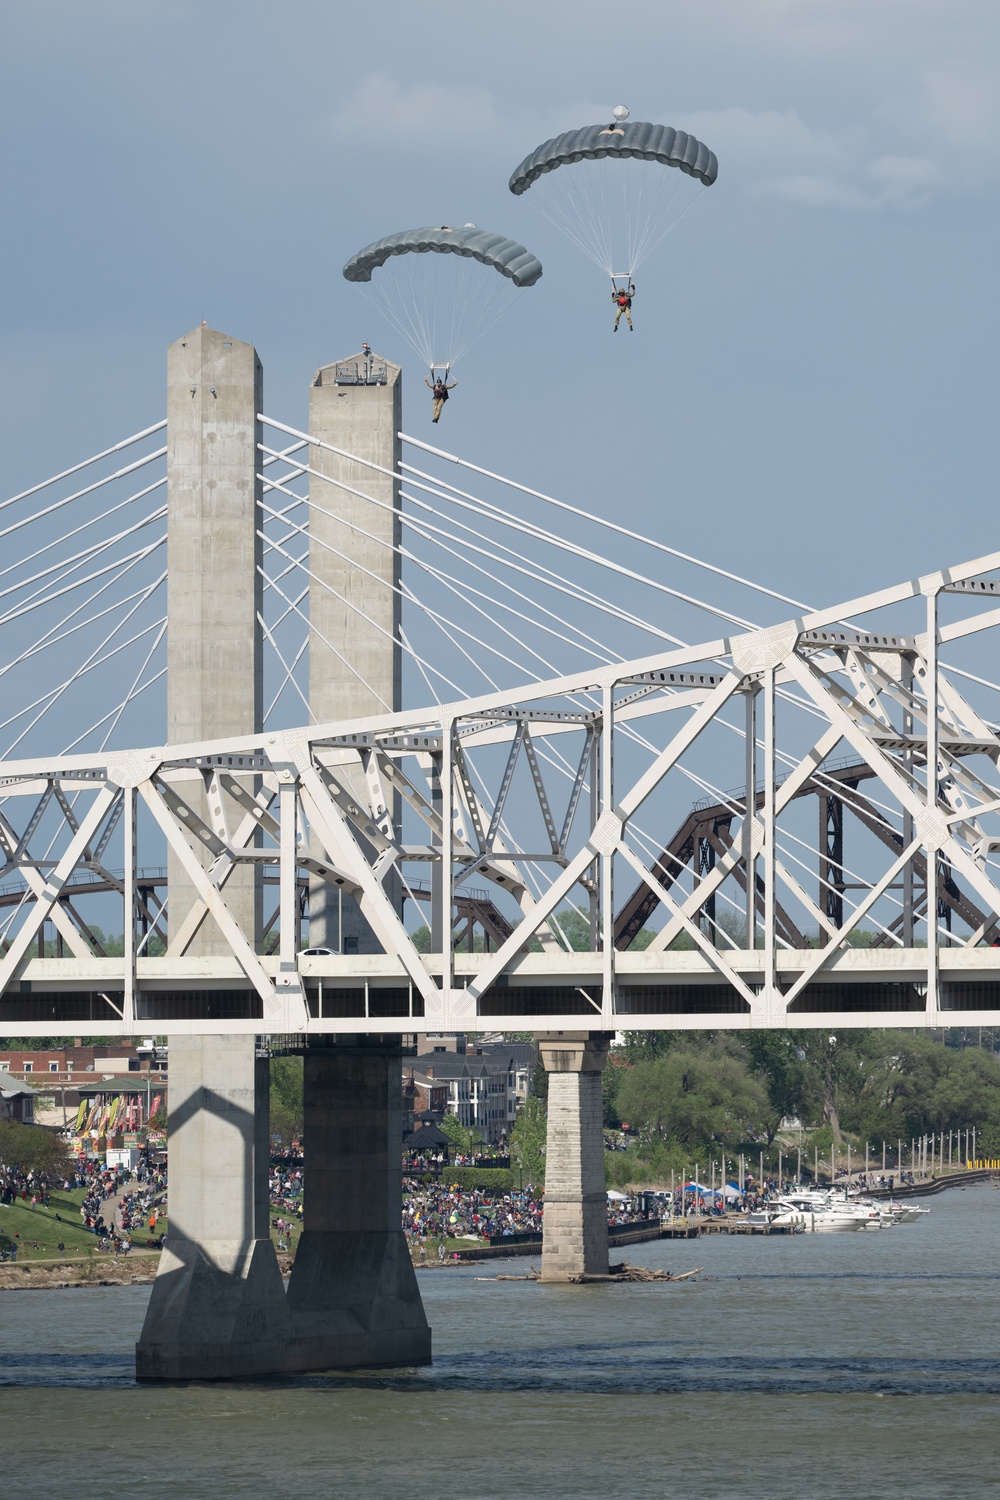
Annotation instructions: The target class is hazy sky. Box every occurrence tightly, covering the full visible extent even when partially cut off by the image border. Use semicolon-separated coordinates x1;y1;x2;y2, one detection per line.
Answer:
3;0;999;624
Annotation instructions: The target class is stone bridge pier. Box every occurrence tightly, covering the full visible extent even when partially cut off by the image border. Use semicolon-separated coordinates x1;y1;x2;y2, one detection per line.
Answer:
538;1033;611;1281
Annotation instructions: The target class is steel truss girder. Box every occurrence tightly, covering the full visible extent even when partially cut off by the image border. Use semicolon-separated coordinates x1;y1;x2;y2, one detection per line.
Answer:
2;550;1000;1032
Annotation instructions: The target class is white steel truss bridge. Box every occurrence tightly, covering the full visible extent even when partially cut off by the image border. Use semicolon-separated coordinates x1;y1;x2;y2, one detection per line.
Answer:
4;337;1000;1039
3;550;1000;1036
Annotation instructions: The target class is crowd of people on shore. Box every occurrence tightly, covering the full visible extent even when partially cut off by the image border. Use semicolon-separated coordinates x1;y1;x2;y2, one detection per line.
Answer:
270;1162;303;1248
78;1156;166;1251
401;1149;511;1173
0;1164;54;1208
402;1176;543;1249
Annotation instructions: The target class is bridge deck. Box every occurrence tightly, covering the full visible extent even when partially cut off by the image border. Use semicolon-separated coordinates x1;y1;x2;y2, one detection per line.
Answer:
6;947;1000;1036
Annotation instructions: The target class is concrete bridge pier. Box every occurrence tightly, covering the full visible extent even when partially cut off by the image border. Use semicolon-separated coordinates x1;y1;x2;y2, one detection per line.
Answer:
538;1033;611;1281
135;1036;292;1380
285;1038;431;1367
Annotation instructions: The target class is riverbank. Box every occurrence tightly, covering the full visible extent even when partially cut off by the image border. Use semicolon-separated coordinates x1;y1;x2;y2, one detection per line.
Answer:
0;1253;161;1290
2;1172;992;1286
0;1246;297;1291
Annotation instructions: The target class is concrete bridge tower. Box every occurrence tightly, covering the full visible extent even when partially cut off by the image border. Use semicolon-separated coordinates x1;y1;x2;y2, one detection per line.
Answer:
285;351;428;1367
137;333;428;1379
136;326;291;1379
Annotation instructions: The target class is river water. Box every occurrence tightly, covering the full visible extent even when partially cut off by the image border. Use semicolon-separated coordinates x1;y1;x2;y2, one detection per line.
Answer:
2;1185;998;1497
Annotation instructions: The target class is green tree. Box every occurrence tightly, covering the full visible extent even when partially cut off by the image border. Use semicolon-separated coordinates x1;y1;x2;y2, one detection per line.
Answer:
615;1038;768;1151
551;908;657;952
510;1094;547;1186
617;1031;675;1065
269;1056;303;1147
439;1111;480;1154
843;1031;1000;1149
0;1122;71;1176
410;924;431;953
743;1030;818;1145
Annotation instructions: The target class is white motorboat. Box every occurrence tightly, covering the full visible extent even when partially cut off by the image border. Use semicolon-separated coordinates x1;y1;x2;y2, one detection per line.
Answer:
774;1193;863;1232
890;1202;930;1224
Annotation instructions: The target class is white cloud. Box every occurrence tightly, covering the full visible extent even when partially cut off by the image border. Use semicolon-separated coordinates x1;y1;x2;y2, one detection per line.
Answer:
878;69;1000;188
868;155;942;209
678;106;855;177
330;74;506;145
678;102;967;211
333;69;996;213
329;73;611;155
755;174;875;211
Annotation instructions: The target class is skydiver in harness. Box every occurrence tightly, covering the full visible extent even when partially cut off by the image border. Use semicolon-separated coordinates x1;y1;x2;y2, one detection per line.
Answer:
425;372;458;423
613;279;635;332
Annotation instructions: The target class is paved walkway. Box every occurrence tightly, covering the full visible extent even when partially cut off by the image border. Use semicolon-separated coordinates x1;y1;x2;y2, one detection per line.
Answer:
98;1180;164;1239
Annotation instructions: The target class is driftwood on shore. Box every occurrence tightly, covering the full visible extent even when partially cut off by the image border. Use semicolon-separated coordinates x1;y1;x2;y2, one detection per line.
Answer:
479;1263;703;1284
0;1253;161;1291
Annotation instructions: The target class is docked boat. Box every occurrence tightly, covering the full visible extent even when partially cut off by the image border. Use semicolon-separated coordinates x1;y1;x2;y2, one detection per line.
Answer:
774;1192;864;1232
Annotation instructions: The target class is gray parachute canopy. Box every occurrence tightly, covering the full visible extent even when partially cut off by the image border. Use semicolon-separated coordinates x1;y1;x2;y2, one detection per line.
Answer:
343;225;543;287
509;120;718;195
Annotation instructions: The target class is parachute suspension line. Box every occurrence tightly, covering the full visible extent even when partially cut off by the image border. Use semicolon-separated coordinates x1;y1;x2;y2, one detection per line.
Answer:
620;160;636;279
531;169;615;275
533;194;609;276
625;156;683;275
595;158;616;276
630;184;704;275
400;254;437;367
359;272;432;370
568;162;616;274
524;159;697;280
359;254;522;372
449;276;521;367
